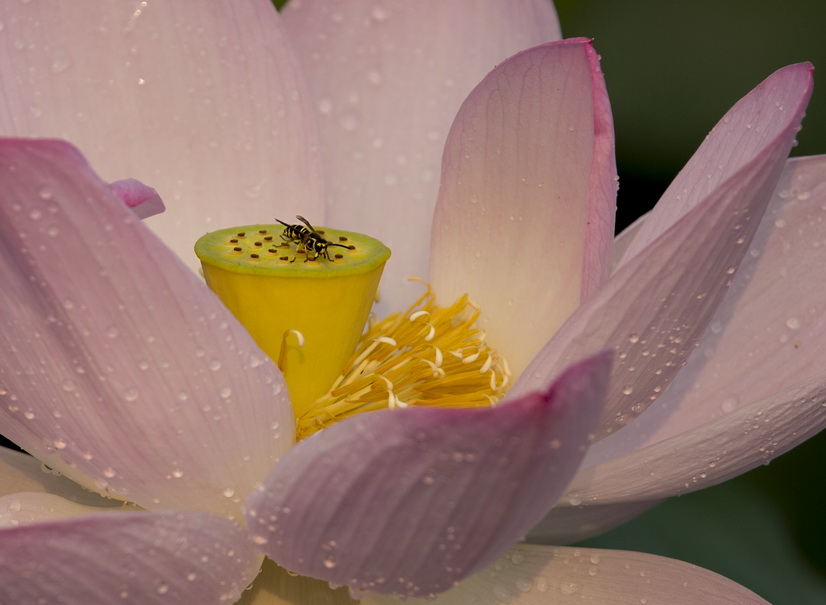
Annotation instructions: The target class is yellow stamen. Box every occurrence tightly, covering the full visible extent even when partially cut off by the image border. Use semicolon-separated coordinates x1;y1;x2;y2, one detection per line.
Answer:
195;223;390;417
296;282;511;440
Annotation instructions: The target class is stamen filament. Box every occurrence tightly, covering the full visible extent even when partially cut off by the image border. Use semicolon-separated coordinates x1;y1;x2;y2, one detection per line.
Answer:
296;283;511;439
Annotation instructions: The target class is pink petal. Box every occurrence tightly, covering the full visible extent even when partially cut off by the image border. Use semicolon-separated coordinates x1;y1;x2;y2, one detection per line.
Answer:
360;544;770;605
283;0;561;311
563;370;826;505
430;39;617;377
618;63;814;266
0;139;293;518
511;64;813;440
109;178;165;219
0;511;260;604
0;0;324;270
0;447;123;508
527;499;660;544
0;491;138;528
244;352;612;598
565;156;826;503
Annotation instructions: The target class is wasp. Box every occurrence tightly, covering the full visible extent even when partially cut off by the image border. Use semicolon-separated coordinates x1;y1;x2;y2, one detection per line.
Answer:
276;215;351;262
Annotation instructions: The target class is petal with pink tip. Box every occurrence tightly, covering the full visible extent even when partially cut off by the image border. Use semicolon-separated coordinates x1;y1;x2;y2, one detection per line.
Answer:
430;39;617;377
0;511;260;605
244;352;611;598
0;139;293;518
361;544;770;605
618;63;813;265
511;65;812;439
613;155;826;447
283;0;561;311
109;178;165;219
0;0;323;270
567;156;826;503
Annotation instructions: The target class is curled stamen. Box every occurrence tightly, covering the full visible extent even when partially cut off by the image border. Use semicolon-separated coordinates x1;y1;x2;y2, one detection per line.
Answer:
432;346;444;367
409;310;430;322
347;336;397;372
419;358;447;378
277;329;305;373
461;351;481;364
479;354;493;373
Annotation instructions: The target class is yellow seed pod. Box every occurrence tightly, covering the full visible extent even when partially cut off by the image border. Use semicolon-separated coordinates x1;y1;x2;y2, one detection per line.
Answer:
195;222;391;418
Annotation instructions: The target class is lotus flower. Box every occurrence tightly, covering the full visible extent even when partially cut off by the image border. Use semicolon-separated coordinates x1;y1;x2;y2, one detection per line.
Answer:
0;1;823;604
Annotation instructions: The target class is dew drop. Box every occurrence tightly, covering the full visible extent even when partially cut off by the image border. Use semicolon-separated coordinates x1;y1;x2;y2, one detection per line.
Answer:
318;97;333;115
786;317;801;330
53;438;67;450
323;556;337;569
367;69;382;85
721;396;738;413
222;487;235;498
123;387;139;402
560;581;579;595
50;50;71;74
339;113;359;131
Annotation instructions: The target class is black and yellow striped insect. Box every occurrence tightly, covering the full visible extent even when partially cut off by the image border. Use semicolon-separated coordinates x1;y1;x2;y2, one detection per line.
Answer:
276;215;351;262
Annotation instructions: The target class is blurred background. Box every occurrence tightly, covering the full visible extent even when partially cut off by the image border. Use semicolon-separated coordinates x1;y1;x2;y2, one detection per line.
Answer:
554;1;826;602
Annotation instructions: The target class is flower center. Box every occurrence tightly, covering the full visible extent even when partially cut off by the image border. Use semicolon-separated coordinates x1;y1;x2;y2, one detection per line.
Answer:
195;222;510;441
296;281;510;439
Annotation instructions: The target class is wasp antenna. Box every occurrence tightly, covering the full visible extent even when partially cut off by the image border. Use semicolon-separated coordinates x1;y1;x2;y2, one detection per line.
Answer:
276;218;291;227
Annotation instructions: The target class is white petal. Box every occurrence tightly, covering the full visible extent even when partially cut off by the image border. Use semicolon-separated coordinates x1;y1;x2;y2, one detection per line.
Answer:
362;544;769;604
283;0;561;311
0;0;324;270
